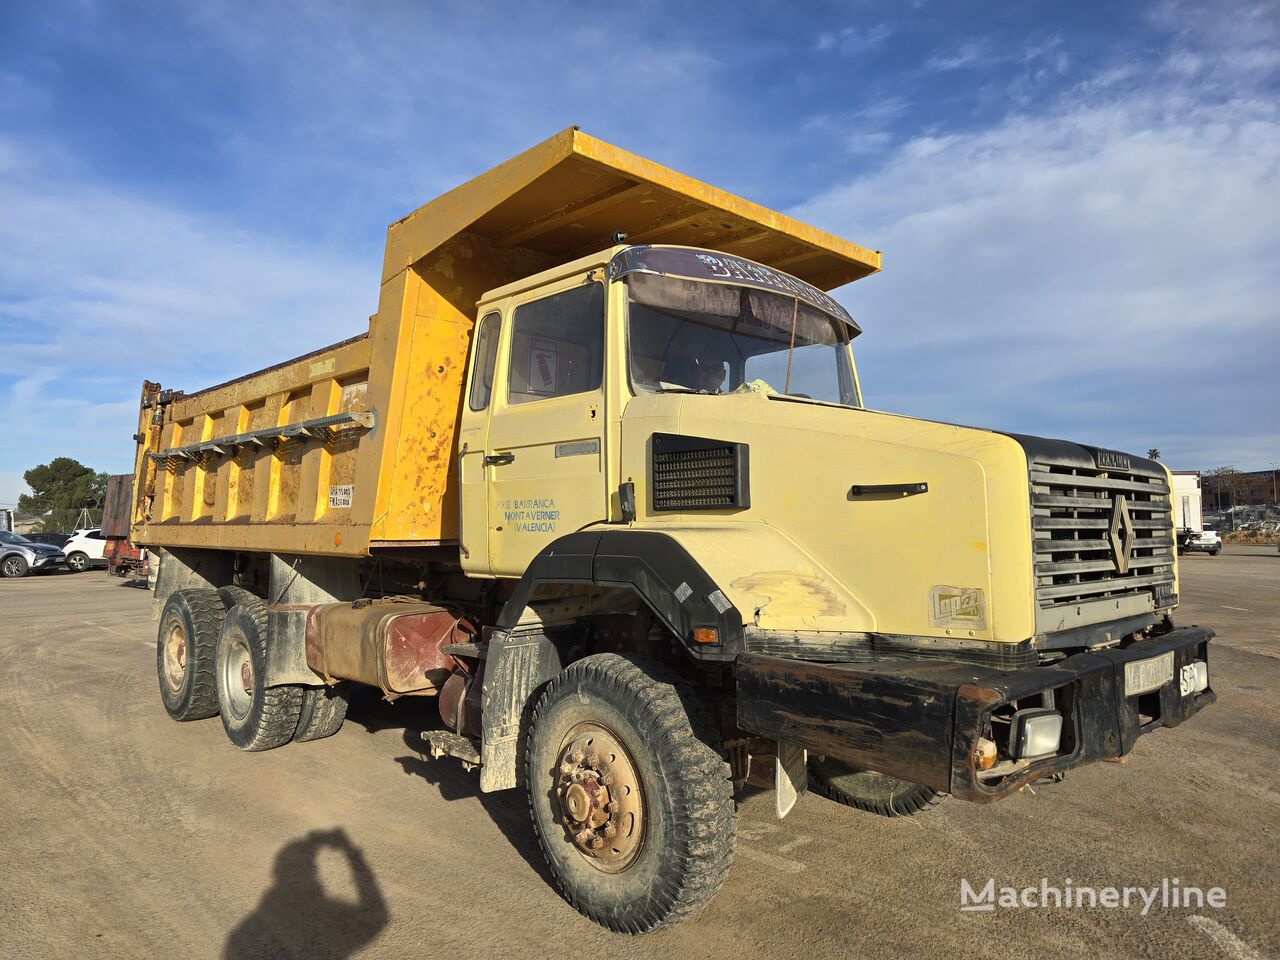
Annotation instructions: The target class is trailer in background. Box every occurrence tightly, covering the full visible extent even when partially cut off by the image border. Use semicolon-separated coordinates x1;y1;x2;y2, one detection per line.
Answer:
1172;470;1204;533
102;474;149;581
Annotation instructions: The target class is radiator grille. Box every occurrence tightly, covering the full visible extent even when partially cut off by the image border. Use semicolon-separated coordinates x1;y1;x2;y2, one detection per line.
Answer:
1031;461;1175;609
651;433;749;511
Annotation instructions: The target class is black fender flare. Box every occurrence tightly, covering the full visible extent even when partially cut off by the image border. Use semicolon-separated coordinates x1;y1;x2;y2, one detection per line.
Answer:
478;529;742;793
497;529;743;659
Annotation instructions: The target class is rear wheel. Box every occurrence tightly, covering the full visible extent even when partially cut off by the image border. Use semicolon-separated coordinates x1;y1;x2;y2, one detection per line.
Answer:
66;551;90;573
810;758;945;817
293;684;349;742
525;653;735;933
157;589;224;721
216;599;304;751
2;555;29;578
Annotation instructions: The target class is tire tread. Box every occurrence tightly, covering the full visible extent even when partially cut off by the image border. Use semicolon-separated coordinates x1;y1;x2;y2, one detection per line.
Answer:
525;653;735;933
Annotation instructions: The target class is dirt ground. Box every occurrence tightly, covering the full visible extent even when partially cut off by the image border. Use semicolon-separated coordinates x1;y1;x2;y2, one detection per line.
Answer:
1;548;1276;960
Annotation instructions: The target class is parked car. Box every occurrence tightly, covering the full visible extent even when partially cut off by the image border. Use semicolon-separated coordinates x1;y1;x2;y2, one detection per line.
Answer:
1178;527;1222;556
0;530;67;578
23;531;71;549
62;527;110;573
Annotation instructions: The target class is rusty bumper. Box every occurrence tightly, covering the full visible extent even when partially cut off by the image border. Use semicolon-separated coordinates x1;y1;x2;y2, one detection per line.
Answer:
736;626;1215;802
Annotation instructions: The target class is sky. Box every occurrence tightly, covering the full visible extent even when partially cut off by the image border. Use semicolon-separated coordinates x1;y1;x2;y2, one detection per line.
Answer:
1;0;1277;508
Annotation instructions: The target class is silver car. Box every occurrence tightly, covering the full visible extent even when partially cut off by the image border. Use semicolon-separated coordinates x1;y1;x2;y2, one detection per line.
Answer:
0;530;67;578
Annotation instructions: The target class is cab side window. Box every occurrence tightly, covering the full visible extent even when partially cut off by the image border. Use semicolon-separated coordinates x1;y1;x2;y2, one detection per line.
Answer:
468;312;502;411
507;283;604;404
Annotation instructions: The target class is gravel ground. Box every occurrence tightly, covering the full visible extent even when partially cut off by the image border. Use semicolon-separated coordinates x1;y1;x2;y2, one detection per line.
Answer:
1;547;1276;960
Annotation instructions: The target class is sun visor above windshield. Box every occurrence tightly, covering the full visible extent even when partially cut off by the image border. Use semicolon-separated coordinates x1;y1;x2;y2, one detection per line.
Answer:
607;245;860;334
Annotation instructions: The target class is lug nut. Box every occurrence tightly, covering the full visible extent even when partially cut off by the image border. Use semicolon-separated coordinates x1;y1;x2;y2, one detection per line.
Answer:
607;800;619;812
567;751;583;764
590;837;605;849
604;824;617;839
586;753;600;767
601;773;614;786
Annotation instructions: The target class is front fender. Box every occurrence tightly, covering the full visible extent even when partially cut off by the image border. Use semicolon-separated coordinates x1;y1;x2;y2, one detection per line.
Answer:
498;528;745;660
630;521;876;634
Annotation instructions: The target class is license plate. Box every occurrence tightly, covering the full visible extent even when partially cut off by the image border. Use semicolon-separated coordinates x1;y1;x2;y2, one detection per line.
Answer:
1125;652;1174;696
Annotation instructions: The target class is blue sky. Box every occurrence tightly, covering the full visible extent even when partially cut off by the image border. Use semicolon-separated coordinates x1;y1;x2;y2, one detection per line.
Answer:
2;0;1277;508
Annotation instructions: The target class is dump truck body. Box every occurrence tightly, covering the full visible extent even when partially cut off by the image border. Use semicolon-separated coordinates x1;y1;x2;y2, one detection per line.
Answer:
134;128;1215;934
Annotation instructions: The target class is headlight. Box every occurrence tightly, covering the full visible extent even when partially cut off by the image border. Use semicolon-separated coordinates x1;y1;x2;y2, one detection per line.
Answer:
1010;708;1063;760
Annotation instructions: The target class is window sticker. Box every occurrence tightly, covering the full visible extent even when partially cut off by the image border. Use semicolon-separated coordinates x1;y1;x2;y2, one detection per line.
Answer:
528;339;558;394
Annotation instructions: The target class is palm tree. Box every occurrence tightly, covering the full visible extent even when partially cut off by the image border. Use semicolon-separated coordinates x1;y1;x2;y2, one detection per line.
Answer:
1147;448;1161;460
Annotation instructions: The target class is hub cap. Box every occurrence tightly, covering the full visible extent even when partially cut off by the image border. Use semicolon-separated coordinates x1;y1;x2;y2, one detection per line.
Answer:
220;634;254;721
162;620;188;693
555;723;644;872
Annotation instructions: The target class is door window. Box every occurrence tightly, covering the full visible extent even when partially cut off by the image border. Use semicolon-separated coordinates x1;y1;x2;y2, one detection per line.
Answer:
468;312;502;411
507;283;604;404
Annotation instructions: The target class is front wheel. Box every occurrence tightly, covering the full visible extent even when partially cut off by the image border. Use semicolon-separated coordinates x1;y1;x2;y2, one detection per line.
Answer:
525;654;735;933
2;555;29;578
810;758;945;817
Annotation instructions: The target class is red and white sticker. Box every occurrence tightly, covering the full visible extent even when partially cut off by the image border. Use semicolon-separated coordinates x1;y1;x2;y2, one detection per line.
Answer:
528;339;558;394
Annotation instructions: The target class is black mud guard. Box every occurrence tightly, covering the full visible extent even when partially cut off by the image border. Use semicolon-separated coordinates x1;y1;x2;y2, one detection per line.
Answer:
497;530;742;660
478;530;742;792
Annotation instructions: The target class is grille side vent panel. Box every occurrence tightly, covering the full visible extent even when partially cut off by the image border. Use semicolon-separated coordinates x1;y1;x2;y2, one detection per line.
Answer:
651;433;750;512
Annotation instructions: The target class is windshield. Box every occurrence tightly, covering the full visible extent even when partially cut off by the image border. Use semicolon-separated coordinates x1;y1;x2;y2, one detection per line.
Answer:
0;531;32;545
626;272;859;406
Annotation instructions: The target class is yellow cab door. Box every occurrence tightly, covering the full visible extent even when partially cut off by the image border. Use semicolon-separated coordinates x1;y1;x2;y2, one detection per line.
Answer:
457;310;503;574
484;277;608;577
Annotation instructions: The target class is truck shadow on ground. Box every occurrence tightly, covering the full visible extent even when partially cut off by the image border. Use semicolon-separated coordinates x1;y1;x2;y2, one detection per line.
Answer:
344;695;556;887
223;827;388;960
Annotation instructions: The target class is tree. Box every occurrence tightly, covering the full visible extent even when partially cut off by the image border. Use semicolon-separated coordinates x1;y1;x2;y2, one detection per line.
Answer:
1202;466;1249;528
1147;448;1161;460
18;458;107;517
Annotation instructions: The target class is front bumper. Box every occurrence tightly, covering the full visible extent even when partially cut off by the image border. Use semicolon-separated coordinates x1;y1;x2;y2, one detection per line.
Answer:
31;553;67;570
736;626;1215;802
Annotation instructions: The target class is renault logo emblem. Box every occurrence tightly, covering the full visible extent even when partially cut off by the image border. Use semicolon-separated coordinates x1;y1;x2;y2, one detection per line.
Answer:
1108;495;1136;574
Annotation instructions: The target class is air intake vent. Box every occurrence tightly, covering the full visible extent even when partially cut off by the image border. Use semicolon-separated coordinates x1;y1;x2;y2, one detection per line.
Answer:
651;433;750;512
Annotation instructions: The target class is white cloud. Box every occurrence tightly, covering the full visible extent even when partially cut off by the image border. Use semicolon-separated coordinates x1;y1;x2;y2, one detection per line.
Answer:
795;31;1280;470
815;24;895;56
0;135;376;504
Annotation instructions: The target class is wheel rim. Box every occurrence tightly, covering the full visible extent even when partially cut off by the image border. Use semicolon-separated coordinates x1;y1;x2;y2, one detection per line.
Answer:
219;633;254;721
3;558;22;577
161;620;188;693
69;554;85;571
554;722;645;872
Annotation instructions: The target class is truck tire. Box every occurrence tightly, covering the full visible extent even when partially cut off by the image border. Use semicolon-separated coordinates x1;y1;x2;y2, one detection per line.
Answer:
810;759;944;817
66;551;90;573
2;554;29;578
217;584;261;610
293;684;349;742
525;653;735;933
157;589;224;721
215;599;304;751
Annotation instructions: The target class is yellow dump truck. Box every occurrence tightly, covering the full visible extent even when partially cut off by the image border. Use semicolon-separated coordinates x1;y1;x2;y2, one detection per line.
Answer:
132;127;1215;932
